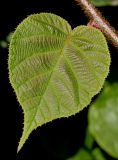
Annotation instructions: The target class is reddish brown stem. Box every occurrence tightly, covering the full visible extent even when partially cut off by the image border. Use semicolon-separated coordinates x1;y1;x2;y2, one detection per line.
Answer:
75;0;118;47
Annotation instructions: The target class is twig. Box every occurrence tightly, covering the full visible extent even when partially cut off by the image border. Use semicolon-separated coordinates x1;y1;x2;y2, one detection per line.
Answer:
75;0;118;47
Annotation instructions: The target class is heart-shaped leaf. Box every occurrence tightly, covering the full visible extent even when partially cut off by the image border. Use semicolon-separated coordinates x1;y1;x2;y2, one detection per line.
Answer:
88;83;118;158
8;13;110;151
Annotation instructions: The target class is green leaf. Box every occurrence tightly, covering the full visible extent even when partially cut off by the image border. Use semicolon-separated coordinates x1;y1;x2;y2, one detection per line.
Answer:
88;83;118;158
84;128;94;150
92;148;107;160
0;32;13;48
91;0;118;6
8;13;110;151
0;40;8;48
6;32;13;43
68;148;93;160
68;148;106;160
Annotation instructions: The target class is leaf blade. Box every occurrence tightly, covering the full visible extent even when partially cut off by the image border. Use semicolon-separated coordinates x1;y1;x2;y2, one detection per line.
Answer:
88;83;118;158
8;13;110;151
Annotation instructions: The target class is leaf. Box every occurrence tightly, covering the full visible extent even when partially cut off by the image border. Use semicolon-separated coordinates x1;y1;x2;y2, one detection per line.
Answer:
6;32;13;43
91;0;118;6
8;13;110;151
68;148;93;160
0;32;13;48
68;148;106;160
88;83;118;158
84;128;94;150
0;40;7;48
92;148;107;160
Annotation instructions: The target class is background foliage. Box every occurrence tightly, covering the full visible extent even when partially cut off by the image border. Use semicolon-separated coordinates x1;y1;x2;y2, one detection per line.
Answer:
91;0;118;6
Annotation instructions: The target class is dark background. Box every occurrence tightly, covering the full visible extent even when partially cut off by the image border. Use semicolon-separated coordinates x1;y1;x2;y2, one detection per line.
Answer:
0;0;118;159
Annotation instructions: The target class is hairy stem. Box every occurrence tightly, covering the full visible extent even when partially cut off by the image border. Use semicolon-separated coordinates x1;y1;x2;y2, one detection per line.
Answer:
75;0;118;47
